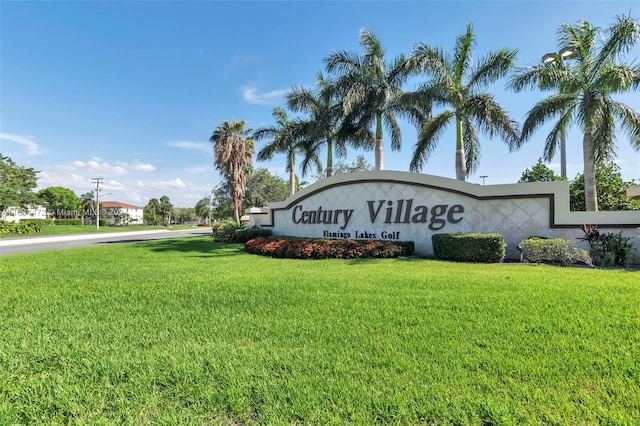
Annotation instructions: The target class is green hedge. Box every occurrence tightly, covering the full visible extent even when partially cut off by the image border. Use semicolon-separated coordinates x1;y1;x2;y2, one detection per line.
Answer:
212;222;272;243
53;219;83;225
432;233;506;263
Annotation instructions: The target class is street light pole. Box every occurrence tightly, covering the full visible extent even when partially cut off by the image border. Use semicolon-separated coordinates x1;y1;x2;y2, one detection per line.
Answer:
480;175;488;185
92;177;103;230
541;47;577;179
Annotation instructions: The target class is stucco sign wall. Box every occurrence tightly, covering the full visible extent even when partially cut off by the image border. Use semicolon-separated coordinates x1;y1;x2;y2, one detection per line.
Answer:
249;171;640;259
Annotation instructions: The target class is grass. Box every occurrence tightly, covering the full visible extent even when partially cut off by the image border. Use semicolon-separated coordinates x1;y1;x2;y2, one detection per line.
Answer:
1;238;638;425
0;224;200;238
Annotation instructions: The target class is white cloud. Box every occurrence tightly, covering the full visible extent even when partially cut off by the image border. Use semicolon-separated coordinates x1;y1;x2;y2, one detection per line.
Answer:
0;133;46;155
107;180;124;189
168;141;210;152
240;83;287;105
184;165;208;174
130;163;155;172
150;178;187;189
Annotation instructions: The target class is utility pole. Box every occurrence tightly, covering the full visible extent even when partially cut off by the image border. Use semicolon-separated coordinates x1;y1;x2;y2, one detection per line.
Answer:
92;177;103;230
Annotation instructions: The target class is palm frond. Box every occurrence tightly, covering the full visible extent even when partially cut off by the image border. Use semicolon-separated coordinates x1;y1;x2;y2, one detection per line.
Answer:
521;94;577;144
325;49;363;75
468;48;517;90
453;23;475;84
410;43;453;88
595;15;640;72
383;110;402;151
595;63;638;94
463;94;520;149
462;118;480;176
608;98;640;150
409;110;454;172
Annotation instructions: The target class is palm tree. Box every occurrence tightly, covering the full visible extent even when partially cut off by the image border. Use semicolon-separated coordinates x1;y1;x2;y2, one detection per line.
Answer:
286;72;367;178
210;120;255;224
325;29;411;171
145;198;161;225
510;15;640;211
254;106;321;195
194;196;211;224
407;23;519;180
159;195;173;225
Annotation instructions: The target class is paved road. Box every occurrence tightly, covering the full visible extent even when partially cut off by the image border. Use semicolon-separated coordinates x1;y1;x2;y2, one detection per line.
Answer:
0;228;212;256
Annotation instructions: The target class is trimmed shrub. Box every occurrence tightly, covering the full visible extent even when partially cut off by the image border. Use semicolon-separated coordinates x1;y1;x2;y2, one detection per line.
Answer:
233;227;272;244
432;233;506;263
212;222;243;243
53;219;83;225
0;221;42;234
518;237;593;267
212;222;272;244
244;237;414;260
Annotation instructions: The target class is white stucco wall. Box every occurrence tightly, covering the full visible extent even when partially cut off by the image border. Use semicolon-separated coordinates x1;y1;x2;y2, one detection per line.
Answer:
249;171;640;259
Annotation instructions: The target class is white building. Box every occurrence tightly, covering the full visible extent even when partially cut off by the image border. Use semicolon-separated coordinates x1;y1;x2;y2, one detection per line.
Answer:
100;201;144;226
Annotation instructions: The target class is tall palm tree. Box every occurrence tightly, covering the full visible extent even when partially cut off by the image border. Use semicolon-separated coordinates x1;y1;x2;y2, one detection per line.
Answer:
325;29;411;171
254;106;321;195
210;120;255;224
510;16;640;211
159;195;173;225
407;23;519;180
286;72;368;178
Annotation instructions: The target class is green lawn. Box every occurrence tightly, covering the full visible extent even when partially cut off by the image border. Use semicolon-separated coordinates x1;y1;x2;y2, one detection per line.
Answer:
0;224;200;238
1;238;638;424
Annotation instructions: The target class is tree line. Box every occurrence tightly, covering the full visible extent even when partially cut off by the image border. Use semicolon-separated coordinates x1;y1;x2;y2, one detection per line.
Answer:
210;15;640;217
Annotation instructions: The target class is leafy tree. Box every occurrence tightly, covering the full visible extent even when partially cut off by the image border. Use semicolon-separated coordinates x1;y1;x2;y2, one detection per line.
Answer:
570;160;640;211
173;207;196;224
37;186;81;218
519;158;566;183
159;195;173;225
333;155;374;174
0;154;39;216
254;106;320;195
510;15;640;211
407;23;519;180
210;182;234;221
210;120;255;224
144;198;161;225
311;154;373;181
325;29;412;171
244;168;289;207
287;72;362;178
194;197;211;223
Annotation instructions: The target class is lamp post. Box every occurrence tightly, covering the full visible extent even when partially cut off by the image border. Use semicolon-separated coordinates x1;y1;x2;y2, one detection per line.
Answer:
541;47;577;179
95;190;111;230
480;175;488;185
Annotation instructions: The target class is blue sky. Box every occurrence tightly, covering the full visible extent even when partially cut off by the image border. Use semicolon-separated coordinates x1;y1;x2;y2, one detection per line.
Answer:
2;1;639;207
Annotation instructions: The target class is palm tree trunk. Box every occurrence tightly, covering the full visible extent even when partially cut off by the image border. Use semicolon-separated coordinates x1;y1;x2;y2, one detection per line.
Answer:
326;138;333;177
375;113;383;171
233;198;241;224
583;132;598;211
455;116;466;180
289;160;295;196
